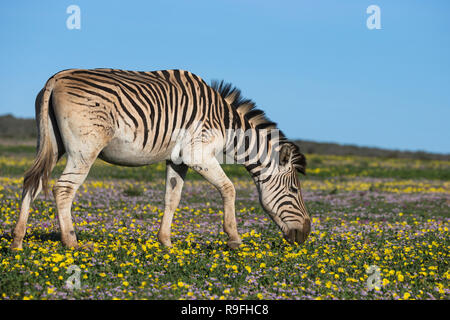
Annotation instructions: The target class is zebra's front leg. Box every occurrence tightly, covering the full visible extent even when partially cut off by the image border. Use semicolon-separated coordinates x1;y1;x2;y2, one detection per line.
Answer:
189;158;242;249
157;161;188;247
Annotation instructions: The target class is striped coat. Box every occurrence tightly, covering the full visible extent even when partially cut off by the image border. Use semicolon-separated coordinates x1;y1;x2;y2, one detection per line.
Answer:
11;68;310;250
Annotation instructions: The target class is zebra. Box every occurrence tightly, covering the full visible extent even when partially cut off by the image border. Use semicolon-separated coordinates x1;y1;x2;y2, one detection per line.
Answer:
10;68;311;250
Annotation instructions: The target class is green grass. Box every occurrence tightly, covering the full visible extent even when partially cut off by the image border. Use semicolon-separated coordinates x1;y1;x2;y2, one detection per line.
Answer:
0;146;448;300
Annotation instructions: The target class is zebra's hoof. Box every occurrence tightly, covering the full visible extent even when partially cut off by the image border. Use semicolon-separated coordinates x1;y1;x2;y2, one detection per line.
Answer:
227;240;242;249
62;240;79;249
10;241;23;250
159;240;172;248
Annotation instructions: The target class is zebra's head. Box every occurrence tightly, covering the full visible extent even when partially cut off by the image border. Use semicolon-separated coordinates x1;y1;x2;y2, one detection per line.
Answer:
256;142;311;245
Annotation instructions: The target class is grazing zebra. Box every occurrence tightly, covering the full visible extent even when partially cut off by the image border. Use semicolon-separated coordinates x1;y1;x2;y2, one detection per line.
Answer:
10;68;311;250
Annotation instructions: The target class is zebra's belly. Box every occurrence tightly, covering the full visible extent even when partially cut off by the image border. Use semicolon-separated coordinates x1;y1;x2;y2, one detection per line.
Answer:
98;138;172;167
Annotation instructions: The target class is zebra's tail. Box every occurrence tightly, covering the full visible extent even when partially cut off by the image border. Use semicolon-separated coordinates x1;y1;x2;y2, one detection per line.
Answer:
23;77;56;198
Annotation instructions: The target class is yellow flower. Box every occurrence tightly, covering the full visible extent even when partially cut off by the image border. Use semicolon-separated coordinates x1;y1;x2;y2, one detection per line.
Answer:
398;274;404;282
403;292;411;300
257;293;263;300
245;266;252;273
123;281;129;287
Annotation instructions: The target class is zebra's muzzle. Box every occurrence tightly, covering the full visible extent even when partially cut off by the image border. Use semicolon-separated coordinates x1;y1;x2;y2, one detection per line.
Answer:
284;218;311;245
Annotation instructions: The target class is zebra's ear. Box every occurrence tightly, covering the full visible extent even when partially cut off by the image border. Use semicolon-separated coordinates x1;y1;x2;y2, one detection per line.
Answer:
279;144;292;166
292;152;307;175
279;143;307;175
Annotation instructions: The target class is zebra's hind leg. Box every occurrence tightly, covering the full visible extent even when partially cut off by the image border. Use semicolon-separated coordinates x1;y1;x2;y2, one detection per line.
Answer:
11;154;61;250
53;153;96;248
10;181;43;249
189;158;242;249
158;161;188;247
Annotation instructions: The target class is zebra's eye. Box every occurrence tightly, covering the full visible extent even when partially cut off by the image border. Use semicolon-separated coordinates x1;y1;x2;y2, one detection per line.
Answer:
289;186;298;194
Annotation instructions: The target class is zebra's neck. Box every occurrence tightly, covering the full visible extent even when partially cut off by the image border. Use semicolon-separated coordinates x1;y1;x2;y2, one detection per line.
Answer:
223;122;280;182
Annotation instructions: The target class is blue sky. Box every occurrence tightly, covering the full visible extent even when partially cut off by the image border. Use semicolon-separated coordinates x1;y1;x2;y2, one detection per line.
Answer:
0;0;449;153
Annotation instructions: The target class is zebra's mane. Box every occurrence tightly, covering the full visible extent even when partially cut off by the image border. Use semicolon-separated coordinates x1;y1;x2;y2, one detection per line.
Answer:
211;80;306;174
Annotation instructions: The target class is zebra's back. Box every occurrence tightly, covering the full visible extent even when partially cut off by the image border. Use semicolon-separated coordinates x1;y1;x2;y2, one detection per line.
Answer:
50;68;233;166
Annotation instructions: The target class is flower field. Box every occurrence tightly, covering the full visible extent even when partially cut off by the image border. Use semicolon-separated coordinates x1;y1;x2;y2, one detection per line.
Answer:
0;146;449;300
